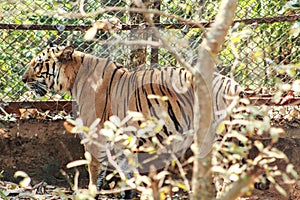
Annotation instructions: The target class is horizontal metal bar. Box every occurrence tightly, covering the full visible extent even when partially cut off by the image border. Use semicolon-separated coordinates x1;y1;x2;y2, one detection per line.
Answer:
248;96;300;106
0;23;89;31
1;14;299;31
1;100;75;115
0;23;199;31
1;96;300;116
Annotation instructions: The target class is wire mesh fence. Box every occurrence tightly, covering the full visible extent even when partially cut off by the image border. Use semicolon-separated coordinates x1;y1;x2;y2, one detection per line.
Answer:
0;0;300;117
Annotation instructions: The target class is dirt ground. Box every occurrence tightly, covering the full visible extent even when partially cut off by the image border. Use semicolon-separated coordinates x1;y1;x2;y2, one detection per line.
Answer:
0;119;300;199
0;119;88;188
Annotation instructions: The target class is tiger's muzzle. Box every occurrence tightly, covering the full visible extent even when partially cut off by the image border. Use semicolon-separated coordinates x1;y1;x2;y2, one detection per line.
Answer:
22;76;48;97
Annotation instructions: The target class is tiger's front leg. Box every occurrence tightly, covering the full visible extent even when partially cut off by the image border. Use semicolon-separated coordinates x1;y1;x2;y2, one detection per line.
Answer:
88;155;101;189
88;155;109;191
89;152;138;198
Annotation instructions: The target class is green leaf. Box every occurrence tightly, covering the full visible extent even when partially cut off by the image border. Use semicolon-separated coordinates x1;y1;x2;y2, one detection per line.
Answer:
286;164;299;179
254;140;264;151
275;184;287;197
177;181;188;191
270;127;285;143
104;121;117;131
100;129;115;140
67;159;90;168
290;21;300;38
109;115;121;127
267;148;288;161
282;173;296;184
279;0;300;14
156;171;170;180
0;190;8;200
14;171;29;178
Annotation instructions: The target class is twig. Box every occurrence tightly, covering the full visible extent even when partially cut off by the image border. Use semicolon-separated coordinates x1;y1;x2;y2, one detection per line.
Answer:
79;0;86;16
152;136;192;198
98;186;133;195
219;166;261;200
0;107;10;117
105;147;126;181
170;153;191;197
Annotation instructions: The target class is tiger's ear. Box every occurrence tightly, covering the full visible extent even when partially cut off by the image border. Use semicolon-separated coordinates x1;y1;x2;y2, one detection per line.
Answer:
59;46;74;62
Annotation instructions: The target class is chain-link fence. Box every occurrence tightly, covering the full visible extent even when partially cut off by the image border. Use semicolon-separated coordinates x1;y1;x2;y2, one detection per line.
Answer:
0;0;300;117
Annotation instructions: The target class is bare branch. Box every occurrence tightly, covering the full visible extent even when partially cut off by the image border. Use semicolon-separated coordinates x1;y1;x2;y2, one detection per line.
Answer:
106;147;127;181
170;153;191;198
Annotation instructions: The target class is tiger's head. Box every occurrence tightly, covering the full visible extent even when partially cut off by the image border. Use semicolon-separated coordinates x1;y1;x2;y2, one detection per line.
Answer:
22;45;80;96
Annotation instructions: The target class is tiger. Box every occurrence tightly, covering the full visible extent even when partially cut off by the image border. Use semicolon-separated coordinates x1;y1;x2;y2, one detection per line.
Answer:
22;45;246;198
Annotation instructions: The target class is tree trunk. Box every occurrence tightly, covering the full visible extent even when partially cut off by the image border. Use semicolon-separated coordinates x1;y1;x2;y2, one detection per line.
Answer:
127;0;148;70
191;1;238;199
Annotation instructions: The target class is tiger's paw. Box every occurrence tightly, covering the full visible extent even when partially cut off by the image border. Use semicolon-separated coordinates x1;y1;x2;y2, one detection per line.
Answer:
254;173;270;190
96;170;107;191
119;189;139;199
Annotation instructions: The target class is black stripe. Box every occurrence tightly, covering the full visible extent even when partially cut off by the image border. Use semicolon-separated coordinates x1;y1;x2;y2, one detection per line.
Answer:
134;88;141;112
101;58;111;78
184;71;187;82
158;82;167;97
156;133;164;143
214;76;225;111
164;69;174;97
173;85;194;113
55;63;62;87
114;71;127;95
141;71;158;118
167;100;183;133
159;69;170;97
52;62;56;77
34;62;41;70
179;68;184;87
224;79;231;103
125;73;134;116
45;63;49;78
101;67;120;120
234;84;238;93
177;100;189;130
119;73;127;97
162;126;170;136
213;75;222;90
149;69;159;105
88;57;100;75
136;88;143;112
